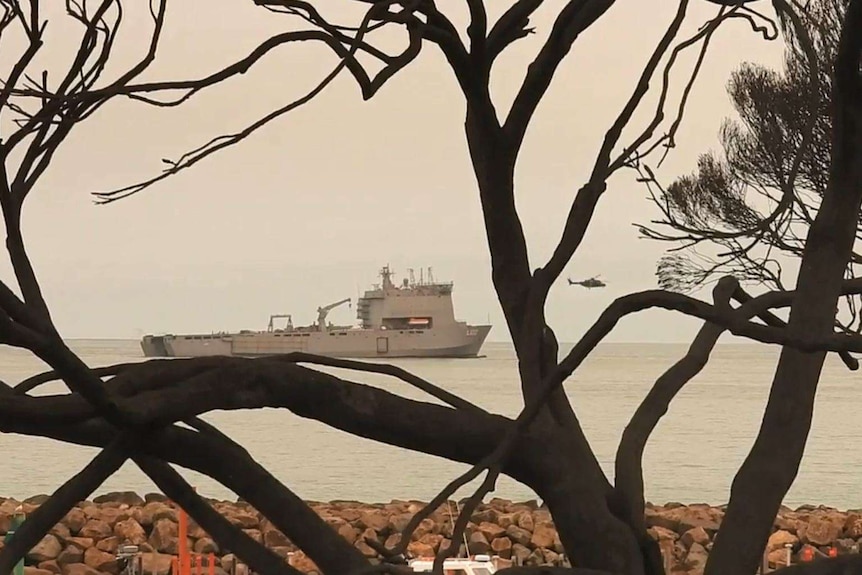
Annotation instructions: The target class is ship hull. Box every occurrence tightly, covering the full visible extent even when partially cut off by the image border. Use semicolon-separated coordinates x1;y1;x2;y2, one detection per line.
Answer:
141;324;491;359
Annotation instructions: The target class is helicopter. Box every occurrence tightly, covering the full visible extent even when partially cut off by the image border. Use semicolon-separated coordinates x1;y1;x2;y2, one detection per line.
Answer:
567;275;606;289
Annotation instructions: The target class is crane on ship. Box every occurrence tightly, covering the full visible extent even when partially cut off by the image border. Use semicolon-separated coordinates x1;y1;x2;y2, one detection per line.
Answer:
317;298;351;331
267;314;293;332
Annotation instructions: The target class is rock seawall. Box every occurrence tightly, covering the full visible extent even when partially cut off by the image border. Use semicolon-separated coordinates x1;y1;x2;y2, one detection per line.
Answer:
1;494;860;575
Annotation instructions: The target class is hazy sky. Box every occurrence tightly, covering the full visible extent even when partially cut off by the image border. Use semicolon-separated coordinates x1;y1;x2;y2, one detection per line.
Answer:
1;1;785;343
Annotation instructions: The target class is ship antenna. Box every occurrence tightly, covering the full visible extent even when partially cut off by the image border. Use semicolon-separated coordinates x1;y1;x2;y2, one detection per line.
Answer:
446;500;470;559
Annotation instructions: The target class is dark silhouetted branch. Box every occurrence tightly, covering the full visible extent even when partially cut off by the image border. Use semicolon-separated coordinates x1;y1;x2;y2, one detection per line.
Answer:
613;276;737;532
504;0;614;148
135;454;302;575
0;436;128;573
486;0;542;62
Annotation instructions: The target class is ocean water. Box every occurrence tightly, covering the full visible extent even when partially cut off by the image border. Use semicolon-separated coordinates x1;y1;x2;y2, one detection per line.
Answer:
1;340;860;508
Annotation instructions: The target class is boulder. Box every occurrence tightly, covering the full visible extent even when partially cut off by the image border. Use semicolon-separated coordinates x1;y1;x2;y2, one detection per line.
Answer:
141;552;174;575
60;564;101;575
64;539;93;552
354;537;376;558
23;568;53;575
339;508;361;523
477;521;506;542
114;518;147;546
835;538;858;554
526;548;544;566
50;524;71;541
775;512;802;534
387;513;411;534
57;545;84;566
516;512;534;532
678;506;722;534
140;503;174;528
96;537;120;554
78;520;112;540
336;523;358;544
148;518;178;554
418;533;443;553
491;537;512;559
263;527;291;548
648;526;678;542
29;534;63;563
505;525;532;547
220;554;237;572
287;551;318;574
94;492;145;507
472;508;498;525
412;518;437;539
36;561;61;574
845;514;862;538
766;530;799;553
799;516;842;546
144;493;170;504
185;520;207;541
542;548;561;565
194;537;219;554
685;542;709;575
357;511;388;534
511;543;532;565
63;510;88;536
383;533;401;550
681;527;710;549
406;541;435;558
767;548;792;569
226;512;258;530
83;547;117;575
98;507;130;528
534;509;552;524
467;531;489;555
530;523;556;549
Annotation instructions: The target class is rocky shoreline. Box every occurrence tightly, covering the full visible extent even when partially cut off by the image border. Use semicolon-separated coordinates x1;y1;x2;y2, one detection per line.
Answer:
1;493;860;575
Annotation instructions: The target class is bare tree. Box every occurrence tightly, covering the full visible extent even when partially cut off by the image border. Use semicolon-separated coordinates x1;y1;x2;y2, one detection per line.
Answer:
638;1;862;573
2;1;862;575
641;0;848;298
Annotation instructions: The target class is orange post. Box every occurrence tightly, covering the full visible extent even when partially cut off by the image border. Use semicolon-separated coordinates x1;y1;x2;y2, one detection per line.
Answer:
828;547;838;558
800;547;814;562
178;505;189;575
208;553;216;575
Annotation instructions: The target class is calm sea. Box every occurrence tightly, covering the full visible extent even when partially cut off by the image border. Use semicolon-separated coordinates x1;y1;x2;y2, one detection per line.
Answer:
1;340;860;508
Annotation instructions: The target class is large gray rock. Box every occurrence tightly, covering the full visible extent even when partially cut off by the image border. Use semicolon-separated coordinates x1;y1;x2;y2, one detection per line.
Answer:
29;534;63;563
94;492;145;507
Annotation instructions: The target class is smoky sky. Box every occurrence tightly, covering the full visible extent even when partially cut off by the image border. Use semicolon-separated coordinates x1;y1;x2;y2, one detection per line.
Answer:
0;1;784;344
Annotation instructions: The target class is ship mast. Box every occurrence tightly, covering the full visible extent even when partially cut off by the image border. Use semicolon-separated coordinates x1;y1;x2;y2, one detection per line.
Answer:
380;265;395;289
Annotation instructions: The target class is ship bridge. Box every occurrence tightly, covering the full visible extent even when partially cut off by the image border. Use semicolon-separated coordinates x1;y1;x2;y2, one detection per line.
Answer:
356;266;457;330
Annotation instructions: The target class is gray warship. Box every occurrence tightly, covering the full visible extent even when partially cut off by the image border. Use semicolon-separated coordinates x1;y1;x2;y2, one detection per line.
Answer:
140;266;492;359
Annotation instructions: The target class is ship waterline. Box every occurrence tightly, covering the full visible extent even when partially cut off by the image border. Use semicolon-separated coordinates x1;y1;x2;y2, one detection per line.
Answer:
141;265;492;359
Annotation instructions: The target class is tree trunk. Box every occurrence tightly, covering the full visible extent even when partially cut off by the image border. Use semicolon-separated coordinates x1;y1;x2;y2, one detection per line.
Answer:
464;107;649;575
706;6;862;569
